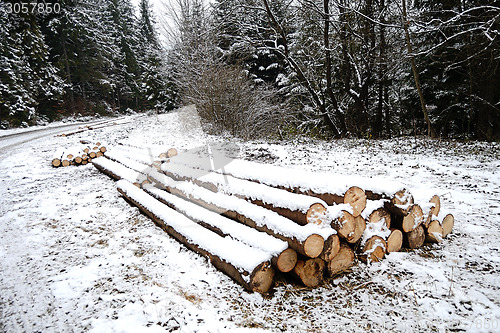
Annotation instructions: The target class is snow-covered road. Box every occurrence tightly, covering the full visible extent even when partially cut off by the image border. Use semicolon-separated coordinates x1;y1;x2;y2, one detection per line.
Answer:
0;109;499;332
0;119;110;153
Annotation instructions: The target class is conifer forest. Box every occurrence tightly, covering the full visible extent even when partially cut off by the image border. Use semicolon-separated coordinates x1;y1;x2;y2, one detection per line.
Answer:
0;0;499;140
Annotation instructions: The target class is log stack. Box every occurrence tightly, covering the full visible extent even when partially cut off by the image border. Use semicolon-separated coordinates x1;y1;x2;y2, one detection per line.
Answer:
91;145;456;294
51;141;107;167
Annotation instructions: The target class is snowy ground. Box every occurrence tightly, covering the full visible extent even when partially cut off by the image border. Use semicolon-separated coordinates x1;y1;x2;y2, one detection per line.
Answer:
0;108;499;332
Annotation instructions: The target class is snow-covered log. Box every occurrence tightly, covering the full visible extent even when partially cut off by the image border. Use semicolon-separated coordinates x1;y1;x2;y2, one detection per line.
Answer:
165;156;369;217
327;243;355;276
142;184;297;273
291;258;325;288
147;169;333;259
116;180;275;293
159;163;329;226
51;148;65;167
92;157;146;186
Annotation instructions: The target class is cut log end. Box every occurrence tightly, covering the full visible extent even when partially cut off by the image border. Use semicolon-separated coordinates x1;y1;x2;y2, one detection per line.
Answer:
402;204;424;233
343;186;367;217
346;215;366;244
306;203;327;225
167;148;178;158
273;248;298;273
328;243;355;276
425;220;443;243
389;189;414;215
319;234;340;262
386;229;403;253
442;214;454;238
250;262;275;293
359;236;386;263
405;225;425;249
52;159;61;167
293;258;325;288
369;208;391;228
332;211;356;240
303;234;325;258
426;195;441;226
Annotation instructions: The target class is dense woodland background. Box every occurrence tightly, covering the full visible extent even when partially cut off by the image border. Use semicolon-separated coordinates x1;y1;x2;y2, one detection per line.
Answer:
0;0;498;140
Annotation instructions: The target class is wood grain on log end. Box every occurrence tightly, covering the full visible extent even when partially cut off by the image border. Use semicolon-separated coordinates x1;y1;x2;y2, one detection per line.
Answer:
332;211;356;240
344;186;367;217
425;220;443;243
251;262;275;293
442;214;454;238
328;243;355;276
405;225;425;249
386;228;403;253
346;215;366;244
306;203;327;224
319;234;340;262
359;236;386;263
273;248;297;273
303;234;325;258
402;204;424;232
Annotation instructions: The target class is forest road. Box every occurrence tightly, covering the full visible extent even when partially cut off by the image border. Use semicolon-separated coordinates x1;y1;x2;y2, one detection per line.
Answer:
0;119;109;155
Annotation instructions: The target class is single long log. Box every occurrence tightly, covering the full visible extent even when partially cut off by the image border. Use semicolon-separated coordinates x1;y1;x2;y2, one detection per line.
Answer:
117;180;274;293
160;163;329;226
143;184;296;273
92;157;146;186
291;258;325;288
327;243;355;276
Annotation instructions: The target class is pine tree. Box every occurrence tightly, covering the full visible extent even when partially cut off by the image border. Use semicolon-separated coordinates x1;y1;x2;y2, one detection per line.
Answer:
0;1;64;127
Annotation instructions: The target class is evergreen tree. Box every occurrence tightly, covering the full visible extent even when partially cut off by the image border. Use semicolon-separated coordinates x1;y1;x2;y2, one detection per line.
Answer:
0;1;64;127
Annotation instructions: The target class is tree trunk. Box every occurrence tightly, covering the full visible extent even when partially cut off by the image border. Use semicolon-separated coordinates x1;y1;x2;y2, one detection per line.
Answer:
401;0;437;138
143;185;297;273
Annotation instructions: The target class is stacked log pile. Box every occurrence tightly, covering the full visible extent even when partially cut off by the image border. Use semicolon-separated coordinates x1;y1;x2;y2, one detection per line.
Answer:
91;145;455;294
52;141;107;167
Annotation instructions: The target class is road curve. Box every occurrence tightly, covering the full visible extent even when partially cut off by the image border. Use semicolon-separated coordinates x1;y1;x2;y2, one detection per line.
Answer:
0;119;116;155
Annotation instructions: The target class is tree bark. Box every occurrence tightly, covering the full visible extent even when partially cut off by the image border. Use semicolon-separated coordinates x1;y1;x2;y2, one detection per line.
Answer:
402;0;437;138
